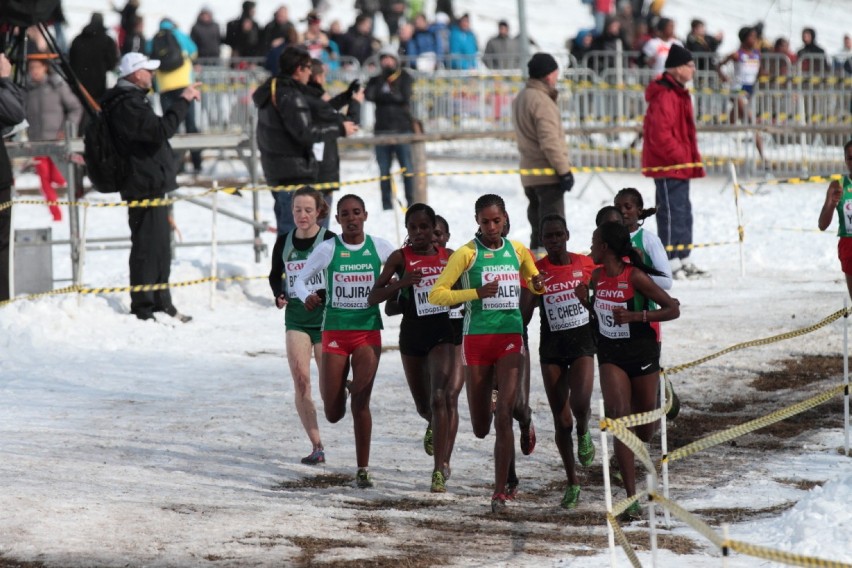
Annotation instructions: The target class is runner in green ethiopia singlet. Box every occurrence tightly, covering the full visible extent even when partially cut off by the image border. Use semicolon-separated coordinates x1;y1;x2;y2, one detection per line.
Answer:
323;235;383;331
461;238;523;336
836;176;852;237
282;228;327;330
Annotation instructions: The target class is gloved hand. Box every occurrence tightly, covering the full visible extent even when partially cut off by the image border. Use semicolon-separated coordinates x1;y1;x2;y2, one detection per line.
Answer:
345;79;361;97
559;171;575;193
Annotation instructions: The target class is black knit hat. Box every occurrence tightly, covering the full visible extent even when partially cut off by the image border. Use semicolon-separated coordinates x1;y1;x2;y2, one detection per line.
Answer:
664;44;693;69
527;52;559;79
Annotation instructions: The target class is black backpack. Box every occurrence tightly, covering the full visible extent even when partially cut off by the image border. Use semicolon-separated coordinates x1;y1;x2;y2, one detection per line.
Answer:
150;29;184;72
83;95;131;193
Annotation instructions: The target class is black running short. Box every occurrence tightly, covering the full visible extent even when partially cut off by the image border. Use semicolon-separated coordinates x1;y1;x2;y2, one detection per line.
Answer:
399;316;456;357
539;324;596;366
449;316;463;346
597;337;661;379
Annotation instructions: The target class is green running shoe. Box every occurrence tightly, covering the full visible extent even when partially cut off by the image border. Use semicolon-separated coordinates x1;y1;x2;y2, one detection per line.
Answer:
561;485;581;509
430;470;446;493
356;468;374;488
577;431;595;466
619;500;642;522
423;425;434;456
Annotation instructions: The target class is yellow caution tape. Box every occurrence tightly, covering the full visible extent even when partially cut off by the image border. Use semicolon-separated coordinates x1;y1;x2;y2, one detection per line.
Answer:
742;173;843;187
664;383;845;464
725;539;852;567
606;492;645;568
647;492;725;548
666;308;848;375
0;275;268;309
600;417;654;473
663;240;738;252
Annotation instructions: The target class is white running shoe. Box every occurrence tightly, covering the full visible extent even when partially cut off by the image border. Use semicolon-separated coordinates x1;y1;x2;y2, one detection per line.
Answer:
681;261;708;279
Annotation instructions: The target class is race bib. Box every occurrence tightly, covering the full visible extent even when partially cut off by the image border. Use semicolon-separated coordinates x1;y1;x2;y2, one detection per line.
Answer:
594;298;630;340
286;260;324;299
544;289;589;331
413;272;449;316
843;201;852;234
481;266;520;311
331;271;373;309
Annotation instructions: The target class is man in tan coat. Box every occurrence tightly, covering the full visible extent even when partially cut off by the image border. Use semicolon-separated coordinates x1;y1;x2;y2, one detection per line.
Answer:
512;52;574;251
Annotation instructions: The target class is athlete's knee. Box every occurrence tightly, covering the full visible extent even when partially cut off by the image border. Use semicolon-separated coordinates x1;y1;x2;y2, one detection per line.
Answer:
324;405;345;423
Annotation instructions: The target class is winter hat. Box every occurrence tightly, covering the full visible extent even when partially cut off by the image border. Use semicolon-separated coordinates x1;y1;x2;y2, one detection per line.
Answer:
378;45;400;63
527;52;558;79
664;44;693;69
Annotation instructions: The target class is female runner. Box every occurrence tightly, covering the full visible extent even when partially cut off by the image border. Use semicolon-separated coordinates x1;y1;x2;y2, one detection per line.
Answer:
614;187;680;419
818;139;852;301
268;187;335;465
576;222;680;520
520;214;596;509
295;194;396;488
434;215;466;483
429;194;544;512
368;204;456;493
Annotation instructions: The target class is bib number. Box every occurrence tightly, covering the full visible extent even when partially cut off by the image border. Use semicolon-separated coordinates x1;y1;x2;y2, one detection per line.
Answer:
481;267;520;311
594;298;630;340
331;271;373;309
544;290;589;331
286;260;324;299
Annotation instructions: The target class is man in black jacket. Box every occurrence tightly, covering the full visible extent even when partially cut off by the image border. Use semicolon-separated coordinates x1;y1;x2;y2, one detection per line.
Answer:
253;46;357;235
0;53;26;301
304;59;363;227
225;1;263;59
365;47;415;210
103;52;201;321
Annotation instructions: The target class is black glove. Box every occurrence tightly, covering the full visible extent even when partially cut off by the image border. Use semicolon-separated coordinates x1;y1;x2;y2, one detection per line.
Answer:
345;79;361;96
559;171;575;193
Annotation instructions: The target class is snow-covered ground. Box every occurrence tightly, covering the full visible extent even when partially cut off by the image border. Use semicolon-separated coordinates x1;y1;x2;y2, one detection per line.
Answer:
2;156;852;566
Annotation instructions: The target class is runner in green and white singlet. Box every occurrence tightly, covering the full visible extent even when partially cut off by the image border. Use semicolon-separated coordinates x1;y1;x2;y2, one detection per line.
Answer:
268;188;336;466
818;140;852;302
295;194;395;489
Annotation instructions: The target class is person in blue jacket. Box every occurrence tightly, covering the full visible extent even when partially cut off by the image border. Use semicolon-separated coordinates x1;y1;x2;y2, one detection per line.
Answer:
448;13;477;70
406;13;441;70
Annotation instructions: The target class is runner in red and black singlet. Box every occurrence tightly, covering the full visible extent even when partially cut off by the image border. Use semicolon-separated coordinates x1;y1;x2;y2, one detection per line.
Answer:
521;214;596;510
368;204;456;493
576;221;680;521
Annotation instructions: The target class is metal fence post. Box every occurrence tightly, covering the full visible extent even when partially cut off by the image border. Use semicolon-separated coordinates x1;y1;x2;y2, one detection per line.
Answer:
249;109;263;263
64;120;81;289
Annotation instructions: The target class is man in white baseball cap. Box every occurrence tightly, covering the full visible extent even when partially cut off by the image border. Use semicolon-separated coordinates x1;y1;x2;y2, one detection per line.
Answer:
99;52;201;322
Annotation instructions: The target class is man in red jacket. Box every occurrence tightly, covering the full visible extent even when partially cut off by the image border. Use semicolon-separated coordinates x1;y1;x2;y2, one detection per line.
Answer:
642;44;706;279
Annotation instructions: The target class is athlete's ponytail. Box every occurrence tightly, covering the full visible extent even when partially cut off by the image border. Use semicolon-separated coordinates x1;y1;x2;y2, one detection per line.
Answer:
598;221;665;277
615;187;657;222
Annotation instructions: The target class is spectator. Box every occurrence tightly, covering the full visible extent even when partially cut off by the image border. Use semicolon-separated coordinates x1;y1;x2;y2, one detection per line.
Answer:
253;46;353;235
511;53;574;253
302;11;331;62
569;29;594;64
593;0;617;36
834;34;852;73
122;15;146;55
0;54;26;302
113;0;139;54
70;13;119;102
380;0;407;40
435;0;455;21
615;1;636;48
397;22;414;60
148;19;202;176
642;44;706;279
304;58;362;224
48;3;69;55
429;12;452;66
25;57;83;222
685;19;722;72
339;14;380;65
355;0;381;27
407;13;440;71
798;27;827;74
643;17;682;76
225;1;263;59
102;52;200;321
754;21;773;52
328;20;347;50
770;36;797;78
483;20;520;70
191;7;222;62
589;16;628;73
263;6;296;53
448;13;477;70
364;46;415;210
